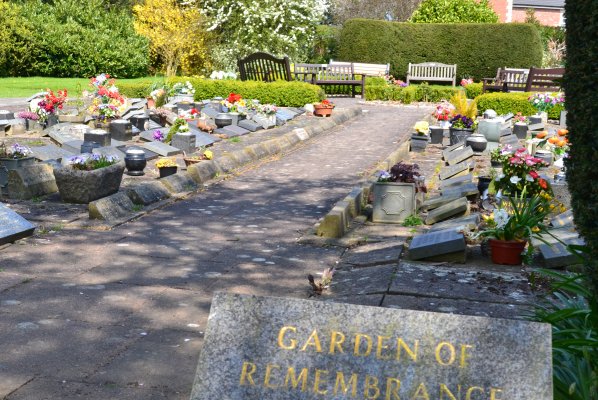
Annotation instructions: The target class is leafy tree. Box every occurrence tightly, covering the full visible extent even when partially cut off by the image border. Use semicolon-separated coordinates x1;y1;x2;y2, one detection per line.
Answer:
133;0;212;76
199;0;328;70
329;0;422;24
410;0;498;23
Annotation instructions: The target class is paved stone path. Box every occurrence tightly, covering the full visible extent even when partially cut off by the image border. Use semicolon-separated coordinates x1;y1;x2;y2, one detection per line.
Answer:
0;101;431;399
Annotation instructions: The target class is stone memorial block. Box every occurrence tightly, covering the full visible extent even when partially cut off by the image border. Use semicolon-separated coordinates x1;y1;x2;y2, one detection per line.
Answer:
446;146;474;166
238;119;264;132
438;174;472;189
0;203;36;245
429;213;481;233
215;125;251;138
7;164;58;200
441;182;479;198
48;124;88;144
142;141;181;156
84;129;111;147
88;192;134;221
0;110;14;120
439;161;471;181
62;140;85;154
420;194;460;212
201;107;219;119
121;108;146;121
276;110;295;121
527;123;544;132
129;115;150;131
409;228;466;260
253;114;276;129
31;144;73;162
139;128;166;142
499;126;512;137
126;181;171;206
539;237;585;269
500;134;519;146
186;124;219;146
190;293;552;400
92;146;126;160
441;142;464;160
286;107;306;115
550;209;574;228
160;172;198;194
550;181;571;210
109;119;132;141
172;133;196;154
147;120;163;130
425;197;468;225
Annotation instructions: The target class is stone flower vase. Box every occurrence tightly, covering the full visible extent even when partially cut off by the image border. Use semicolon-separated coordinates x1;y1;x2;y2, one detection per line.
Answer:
371;182;416;224
53;162;125;203
159;166;178;178
410;134;429;152
513;123;528;140
449;127;474;146
429;126;444;144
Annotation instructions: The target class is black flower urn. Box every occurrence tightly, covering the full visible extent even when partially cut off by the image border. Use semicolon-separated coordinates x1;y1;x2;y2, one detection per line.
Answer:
124;149;147;176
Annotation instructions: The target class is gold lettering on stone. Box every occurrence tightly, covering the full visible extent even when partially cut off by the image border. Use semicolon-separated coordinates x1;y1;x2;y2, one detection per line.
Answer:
239;361;256;386
465;386;485;400
376;336;392;360
313;369;329;395
490;388;504;400
460;345;473;368
435;342;456;366
264;363;279;389
385;377;401;400
277;326;297;350
439;384;461;400
411;383;430;400
283;367;308;392
354;333;373;356
397;338;419;362
334;371;358;396
301;329;323;353
329;331;346;354
364;375;381;399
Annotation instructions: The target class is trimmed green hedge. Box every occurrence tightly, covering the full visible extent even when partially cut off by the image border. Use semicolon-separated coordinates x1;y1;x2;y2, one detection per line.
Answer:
366;83;461;103
119;81;157;99
474;92;564;119
338;20;543;81
166;78;324;107
464;83;483;99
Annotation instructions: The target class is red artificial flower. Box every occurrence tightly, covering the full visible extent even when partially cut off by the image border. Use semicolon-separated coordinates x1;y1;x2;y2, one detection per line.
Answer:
529;170;539;179
227;93;242;104
538;178;548;189
190;108;199;115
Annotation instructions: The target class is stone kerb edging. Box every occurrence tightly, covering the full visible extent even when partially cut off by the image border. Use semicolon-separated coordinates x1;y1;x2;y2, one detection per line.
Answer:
310;140;411;242
87;107;362;226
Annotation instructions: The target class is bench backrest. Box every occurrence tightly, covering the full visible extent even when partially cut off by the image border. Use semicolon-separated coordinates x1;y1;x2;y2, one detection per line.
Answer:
321;64;355;81
237;52;292;82
502;68;529;84
330;60;390;76
408;62;456;79
293;63;327;81
525;66;565;92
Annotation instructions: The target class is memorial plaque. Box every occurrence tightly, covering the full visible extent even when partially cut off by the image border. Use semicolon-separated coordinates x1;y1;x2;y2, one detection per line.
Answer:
425;197;468;225
62;140;85;154
286;107;306;115
31;144;74;161
215;125;251;138
441;182;479;198
539;237;584;269
238;119;264;132
187;124;219;146
190;293;552;400
0;203;36;245
500;134;519;146
527;123;544;132
439;161;470;180
48;124;88;144
409;228;466;260
142;141;181;156
441;142;464;160
438;174;472;189
201;107;219;119
550;209;574;228
276;110;295;121
446;146;473;166
253;114;275;129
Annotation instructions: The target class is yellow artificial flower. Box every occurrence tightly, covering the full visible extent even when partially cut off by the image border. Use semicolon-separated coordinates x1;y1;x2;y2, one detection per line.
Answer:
203;150;213;160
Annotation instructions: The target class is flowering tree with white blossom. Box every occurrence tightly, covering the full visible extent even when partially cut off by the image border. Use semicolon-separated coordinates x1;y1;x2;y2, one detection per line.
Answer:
199;0;328;70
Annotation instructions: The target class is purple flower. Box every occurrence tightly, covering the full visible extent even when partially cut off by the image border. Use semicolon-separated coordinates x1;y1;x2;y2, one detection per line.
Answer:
153;130;165;142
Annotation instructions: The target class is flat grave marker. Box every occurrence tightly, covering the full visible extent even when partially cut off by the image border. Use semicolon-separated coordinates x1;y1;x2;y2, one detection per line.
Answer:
0;203;36;245
190;293;553;400
446;146;473;166
142;141;181;157
31;144;74;161
439;161;471;181
409;228;466;260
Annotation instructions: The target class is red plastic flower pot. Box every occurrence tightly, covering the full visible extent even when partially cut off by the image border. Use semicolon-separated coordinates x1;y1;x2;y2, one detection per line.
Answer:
488;239;527;265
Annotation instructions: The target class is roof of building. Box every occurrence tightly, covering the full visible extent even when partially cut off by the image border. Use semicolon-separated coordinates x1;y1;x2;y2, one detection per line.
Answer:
513;0;565;8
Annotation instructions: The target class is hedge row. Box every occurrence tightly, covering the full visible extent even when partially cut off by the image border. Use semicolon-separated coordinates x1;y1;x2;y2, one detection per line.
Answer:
474;92;564;119
337;19;543;81
167;78;324;107
365;83;461;103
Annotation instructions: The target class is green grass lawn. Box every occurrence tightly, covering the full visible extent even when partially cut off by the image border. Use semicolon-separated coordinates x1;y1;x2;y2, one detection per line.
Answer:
0;76;164;98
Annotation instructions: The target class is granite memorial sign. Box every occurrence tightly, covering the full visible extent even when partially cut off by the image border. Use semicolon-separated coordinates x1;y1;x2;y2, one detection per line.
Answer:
190;293;552;400
0;203;36;245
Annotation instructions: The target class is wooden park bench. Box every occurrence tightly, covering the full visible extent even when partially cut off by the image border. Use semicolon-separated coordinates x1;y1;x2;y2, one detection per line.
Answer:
525;66;565;92
406;62;457;86
482;67;529;93
293;63;327;82
309;63;366;98
329;60;390;77
237;52;292;82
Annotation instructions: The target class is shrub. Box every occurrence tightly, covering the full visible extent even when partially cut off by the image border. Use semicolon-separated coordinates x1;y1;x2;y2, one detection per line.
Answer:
464;82;483;99
474;92;564;119
308;25;341;64
564;0;598;294
118;81;157;99
365;83;460;103
338;19;543;80
167;78;324;107
410;0;498;23
3;0;149;78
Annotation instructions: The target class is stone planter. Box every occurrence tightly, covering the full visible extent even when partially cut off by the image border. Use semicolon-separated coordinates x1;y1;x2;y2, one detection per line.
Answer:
371;182;416;224
449;127;474;146
529;114;543;125
0;157;35;190
429;126;444;144
314;106;333;117
466;133;488;153
228;112;240;126
410;134;429;152
513;123;528;140
159;166;178;178
53;162;125;203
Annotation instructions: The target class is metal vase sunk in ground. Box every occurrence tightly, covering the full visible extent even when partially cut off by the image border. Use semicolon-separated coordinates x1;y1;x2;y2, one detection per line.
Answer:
449;127;474;146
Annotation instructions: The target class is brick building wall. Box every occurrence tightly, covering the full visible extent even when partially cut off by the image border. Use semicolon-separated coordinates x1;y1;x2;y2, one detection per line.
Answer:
489;0;513;22
512;7;563;26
